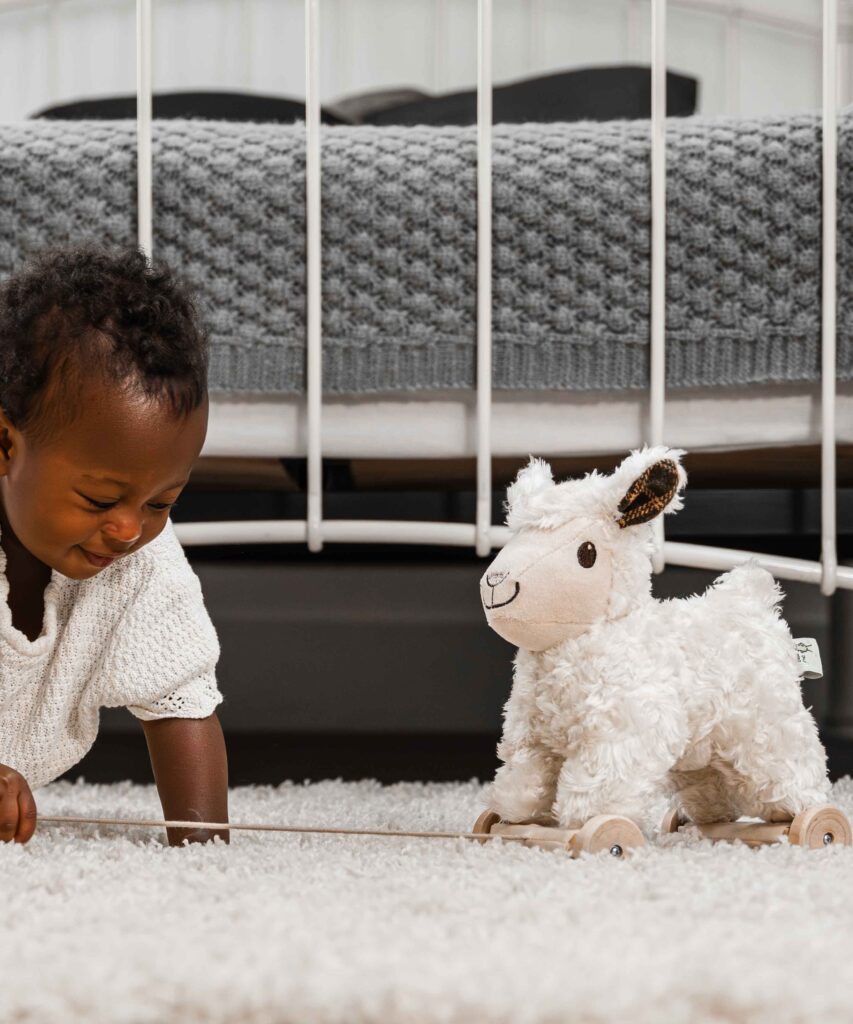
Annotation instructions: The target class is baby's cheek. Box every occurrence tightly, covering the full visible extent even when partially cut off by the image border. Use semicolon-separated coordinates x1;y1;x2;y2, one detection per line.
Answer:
135;514;171;551
48;509;95;552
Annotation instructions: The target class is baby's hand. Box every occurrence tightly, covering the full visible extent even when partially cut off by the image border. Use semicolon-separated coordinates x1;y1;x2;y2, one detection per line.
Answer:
0;764;37;844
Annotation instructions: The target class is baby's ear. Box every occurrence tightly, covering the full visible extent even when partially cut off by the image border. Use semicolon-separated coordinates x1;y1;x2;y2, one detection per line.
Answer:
0;407;15;477
505;457;554;530
610;446;687;528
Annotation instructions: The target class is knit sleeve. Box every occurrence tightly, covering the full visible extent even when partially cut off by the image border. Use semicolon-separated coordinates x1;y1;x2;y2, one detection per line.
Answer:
98;571;223;723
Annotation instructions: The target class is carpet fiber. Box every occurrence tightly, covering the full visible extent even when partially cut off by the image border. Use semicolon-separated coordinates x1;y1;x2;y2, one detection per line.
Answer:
4;776;853;1023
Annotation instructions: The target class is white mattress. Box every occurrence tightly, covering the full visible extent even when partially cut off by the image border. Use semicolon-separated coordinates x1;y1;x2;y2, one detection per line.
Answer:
204;382;853;459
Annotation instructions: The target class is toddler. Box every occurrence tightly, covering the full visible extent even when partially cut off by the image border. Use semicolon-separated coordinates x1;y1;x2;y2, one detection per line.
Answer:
0;243;228;846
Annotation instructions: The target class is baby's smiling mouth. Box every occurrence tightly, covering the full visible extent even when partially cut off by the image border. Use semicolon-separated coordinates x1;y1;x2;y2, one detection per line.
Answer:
78;547;119;568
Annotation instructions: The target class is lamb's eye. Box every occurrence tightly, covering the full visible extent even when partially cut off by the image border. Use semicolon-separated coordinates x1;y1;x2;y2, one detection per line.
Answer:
577;541;596;568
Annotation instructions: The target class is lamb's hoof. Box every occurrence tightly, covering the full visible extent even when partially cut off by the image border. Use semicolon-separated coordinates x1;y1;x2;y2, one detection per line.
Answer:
472;809;502;844
568;815;645;859
788;804;852;849
660;807;688;835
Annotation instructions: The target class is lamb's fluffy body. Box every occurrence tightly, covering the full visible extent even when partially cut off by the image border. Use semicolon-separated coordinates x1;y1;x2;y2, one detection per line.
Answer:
482;446;830;833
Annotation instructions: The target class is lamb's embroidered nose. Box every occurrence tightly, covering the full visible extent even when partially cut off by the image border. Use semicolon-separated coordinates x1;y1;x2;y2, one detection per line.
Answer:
483;577;521;610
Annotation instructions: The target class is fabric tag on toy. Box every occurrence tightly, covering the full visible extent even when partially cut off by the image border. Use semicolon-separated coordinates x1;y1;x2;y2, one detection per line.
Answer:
793;638;823;679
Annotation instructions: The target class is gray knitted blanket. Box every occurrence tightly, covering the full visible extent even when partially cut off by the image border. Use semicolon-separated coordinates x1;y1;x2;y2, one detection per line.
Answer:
1;116;851;394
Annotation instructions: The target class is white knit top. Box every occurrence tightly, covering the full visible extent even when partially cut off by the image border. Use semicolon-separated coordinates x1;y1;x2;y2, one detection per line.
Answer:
0;520;223;789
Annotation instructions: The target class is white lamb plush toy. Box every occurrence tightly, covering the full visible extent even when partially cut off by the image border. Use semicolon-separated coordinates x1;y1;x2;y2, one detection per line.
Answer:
480;445;830;834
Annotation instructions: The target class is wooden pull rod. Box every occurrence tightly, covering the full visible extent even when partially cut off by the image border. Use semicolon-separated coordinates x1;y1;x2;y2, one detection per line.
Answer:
38;814;564;846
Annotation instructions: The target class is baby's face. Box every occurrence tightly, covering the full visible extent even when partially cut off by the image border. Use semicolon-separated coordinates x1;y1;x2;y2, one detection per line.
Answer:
0;381;207;580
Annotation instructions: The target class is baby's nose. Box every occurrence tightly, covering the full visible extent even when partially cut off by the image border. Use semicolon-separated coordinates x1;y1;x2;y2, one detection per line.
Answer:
102;512;143;547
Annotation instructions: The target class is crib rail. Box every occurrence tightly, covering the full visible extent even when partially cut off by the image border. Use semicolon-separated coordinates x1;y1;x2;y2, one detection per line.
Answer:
650;0;666;574
475;0;493;559
131;0;848;593
822;0;839;595
306;0;322;554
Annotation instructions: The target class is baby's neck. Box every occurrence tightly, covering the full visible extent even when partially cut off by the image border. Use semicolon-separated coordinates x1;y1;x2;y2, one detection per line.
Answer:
0;498;52;643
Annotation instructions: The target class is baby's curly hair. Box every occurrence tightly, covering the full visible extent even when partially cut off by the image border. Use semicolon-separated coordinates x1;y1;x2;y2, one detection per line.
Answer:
0;243;209;442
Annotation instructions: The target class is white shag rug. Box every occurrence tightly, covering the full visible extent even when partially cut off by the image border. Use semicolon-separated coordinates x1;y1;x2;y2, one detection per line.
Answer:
3;777;853;1024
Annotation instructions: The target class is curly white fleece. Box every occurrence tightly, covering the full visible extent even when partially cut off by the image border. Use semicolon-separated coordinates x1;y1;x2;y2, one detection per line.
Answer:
488;446;830;831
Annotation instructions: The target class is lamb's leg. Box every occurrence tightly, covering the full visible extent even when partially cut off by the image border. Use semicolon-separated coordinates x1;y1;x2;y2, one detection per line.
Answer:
553;737;672;831
724;707;831;822
668;765;747;824
490;743;561;824
490;665;561;824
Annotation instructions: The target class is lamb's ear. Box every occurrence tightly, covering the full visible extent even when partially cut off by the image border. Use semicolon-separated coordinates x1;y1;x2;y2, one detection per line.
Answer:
613;446;687;528
505;457;554;530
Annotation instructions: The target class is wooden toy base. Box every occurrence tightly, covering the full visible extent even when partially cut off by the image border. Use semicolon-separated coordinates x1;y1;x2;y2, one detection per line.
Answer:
472;810;645;859
660;803;853;849
472;803;852;857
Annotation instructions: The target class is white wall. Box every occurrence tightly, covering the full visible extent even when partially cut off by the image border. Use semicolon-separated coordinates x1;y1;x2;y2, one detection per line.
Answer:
0;0;852;122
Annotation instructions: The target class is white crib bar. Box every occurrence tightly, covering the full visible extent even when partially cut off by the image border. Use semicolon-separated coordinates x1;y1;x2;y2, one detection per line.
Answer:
176;520;497;549
475;0;493;558
432;0;448;91
46;1;61;106
130;0;845;595
665;543;853;589
650;0;666;573
136;0;153;258
821;0;839;596
305;0;324;553
724;6;741;115
172;518;853;591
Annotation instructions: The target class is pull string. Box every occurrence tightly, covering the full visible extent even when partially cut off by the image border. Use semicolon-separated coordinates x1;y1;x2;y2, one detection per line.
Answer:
38;815;558;847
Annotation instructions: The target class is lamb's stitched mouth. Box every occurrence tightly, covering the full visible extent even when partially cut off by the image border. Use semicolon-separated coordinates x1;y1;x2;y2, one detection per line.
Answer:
483;581;520;610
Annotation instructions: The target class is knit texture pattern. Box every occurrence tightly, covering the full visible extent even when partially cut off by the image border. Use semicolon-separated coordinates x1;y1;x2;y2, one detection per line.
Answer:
1;115;851;394
0;521;222;789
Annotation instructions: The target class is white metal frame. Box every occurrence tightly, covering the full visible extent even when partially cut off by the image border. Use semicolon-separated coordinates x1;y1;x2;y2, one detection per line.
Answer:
650;0;666;574
305;0;322;553
475;0;493;558
131;0;853;593
136;0;153;260
822;0;839;595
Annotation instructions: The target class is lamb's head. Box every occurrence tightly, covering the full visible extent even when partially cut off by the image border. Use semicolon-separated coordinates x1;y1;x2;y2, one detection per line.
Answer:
480;445;687;652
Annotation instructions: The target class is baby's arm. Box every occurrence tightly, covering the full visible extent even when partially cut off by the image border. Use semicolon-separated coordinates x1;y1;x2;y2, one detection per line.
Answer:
101;560;228;847
141;712;229;846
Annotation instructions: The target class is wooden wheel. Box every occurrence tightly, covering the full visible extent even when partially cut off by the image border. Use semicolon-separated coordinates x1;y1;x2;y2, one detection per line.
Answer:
472;809;502;844
788;804;852;849
569;815;645;859
660;807;687;835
